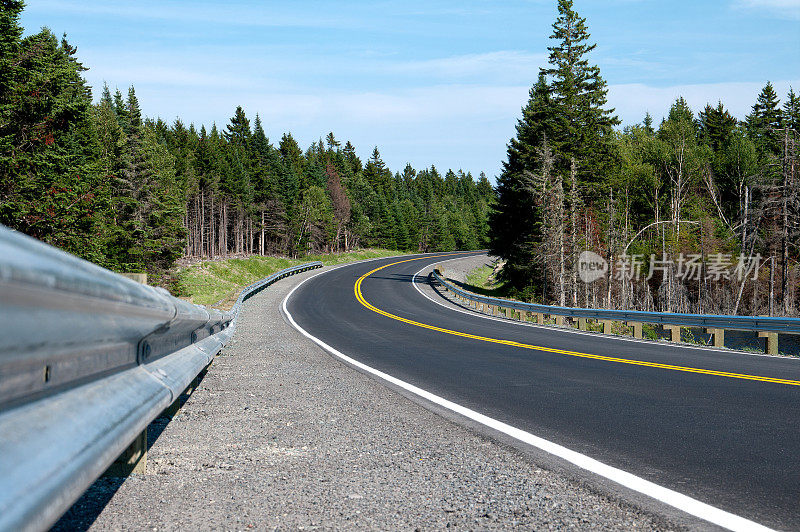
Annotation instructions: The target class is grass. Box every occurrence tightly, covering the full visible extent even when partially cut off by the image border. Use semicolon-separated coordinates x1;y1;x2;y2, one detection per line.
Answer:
177;248;408;308
464;263;511;298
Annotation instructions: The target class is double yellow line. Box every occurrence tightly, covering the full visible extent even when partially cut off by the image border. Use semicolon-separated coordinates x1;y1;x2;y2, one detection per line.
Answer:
354;256;800;387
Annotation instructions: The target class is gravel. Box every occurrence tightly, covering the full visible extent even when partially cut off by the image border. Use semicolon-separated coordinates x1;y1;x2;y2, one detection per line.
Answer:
53;262;685;531
439;254;498;285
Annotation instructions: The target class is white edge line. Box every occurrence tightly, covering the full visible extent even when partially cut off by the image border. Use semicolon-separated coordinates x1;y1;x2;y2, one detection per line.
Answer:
414;256;794;361
281;262;774;532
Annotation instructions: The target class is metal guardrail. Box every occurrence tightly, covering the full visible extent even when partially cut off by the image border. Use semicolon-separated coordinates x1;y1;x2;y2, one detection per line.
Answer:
0;225;321;532
432;268;800;334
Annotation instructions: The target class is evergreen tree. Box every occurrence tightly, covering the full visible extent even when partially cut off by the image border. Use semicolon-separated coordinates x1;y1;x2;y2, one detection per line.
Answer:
544;0;619;190
489;74;557;289
746;81;784;156
0;23;108;264
342;140;362;175
698;101;737;151
642;112;655;135
783;88;800;133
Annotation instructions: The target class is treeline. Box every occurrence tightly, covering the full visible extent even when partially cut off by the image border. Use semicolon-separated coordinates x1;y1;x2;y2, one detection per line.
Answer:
492;0;799;316
0;1;492;282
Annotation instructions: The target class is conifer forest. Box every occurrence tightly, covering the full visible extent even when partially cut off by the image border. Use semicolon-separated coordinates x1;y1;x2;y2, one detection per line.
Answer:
1;0;798;316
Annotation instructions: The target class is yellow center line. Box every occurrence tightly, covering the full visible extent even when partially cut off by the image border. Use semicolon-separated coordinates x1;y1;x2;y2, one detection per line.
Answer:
354;256;800;387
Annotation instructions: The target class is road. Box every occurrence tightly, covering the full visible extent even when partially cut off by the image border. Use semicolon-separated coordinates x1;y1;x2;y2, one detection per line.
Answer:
286;252;800;531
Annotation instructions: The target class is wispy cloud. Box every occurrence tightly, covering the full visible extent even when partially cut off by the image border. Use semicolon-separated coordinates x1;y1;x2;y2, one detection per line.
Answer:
732;0;800;19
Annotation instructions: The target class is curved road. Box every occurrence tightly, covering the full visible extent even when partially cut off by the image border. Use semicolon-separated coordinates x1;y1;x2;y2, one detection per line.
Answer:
286;252;800;530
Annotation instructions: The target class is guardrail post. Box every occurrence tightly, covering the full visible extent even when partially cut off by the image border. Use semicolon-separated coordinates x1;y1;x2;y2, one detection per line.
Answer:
104;430;147;477
554;315;563;326
705;328;725;348
602;320;612;334
578;317;588;331
535;313;544;324
758;331;779;355
105;272;150;477
626;322;643;339
120;272;147;284
665;325;681;342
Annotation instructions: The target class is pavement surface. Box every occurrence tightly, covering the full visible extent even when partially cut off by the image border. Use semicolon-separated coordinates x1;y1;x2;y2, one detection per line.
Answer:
287;252;800;531
54;254;685;531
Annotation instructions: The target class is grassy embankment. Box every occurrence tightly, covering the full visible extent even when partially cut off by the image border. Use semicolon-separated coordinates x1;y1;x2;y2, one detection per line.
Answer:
463;263;510;298
178;249;408;309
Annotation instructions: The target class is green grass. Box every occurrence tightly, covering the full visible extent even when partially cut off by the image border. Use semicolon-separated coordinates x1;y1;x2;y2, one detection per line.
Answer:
463;263;511;298
177;248;408;307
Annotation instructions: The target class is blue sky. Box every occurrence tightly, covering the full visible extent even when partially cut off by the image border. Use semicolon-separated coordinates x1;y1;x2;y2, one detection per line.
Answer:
20;0;800;179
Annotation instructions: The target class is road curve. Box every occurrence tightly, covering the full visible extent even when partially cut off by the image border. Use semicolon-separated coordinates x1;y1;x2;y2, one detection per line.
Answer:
286;252;800;531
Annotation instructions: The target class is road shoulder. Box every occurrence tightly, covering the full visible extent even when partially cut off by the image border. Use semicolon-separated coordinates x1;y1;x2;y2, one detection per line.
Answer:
54;261;685;531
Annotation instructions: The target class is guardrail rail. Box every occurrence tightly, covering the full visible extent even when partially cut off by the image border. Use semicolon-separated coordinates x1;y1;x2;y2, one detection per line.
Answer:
0;225;321;532
432;266;800;354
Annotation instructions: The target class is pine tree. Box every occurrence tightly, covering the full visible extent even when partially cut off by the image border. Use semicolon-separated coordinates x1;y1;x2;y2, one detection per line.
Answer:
126;86;142;133
364;147;392;194
544;0;619;190
746;81;784;156
784;88;800;133
642;112;655;135
0;24;108;264
489;73;557;290
698;101;737;151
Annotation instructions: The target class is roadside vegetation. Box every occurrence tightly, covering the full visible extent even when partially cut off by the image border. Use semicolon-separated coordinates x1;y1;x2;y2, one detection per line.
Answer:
178;248;406;307
491;0;799;316
463;263;512;299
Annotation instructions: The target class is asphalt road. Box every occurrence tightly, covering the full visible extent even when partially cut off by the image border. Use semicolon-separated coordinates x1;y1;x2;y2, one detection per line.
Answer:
287;252;800;531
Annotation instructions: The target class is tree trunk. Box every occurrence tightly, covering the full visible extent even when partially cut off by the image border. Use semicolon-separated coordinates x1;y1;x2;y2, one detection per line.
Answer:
570;158;578;306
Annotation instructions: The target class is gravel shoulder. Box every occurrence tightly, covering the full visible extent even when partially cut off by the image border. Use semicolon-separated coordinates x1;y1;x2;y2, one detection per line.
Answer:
54;259;685;531
439;253;498;285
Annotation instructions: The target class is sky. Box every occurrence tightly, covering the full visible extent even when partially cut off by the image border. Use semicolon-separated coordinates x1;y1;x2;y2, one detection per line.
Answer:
20;0;800;180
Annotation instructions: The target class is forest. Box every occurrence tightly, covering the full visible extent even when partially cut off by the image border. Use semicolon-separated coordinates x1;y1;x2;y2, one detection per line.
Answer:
2;0;798;317
0;0;493;286
491;0;799;317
